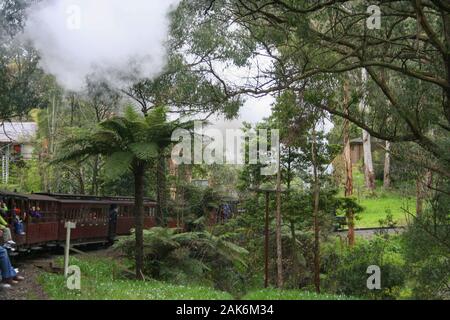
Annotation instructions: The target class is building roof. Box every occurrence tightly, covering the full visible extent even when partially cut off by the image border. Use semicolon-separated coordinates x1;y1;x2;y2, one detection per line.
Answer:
0;122;37;143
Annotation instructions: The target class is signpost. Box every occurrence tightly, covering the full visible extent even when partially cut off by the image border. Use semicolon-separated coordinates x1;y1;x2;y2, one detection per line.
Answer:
64;221;76;277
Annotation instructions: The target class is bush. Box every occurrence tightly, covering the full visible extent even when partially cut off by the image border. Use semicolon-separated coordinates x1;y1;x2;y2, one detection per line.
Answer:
402;204;450;300
115;227;248;294
322;236;406;299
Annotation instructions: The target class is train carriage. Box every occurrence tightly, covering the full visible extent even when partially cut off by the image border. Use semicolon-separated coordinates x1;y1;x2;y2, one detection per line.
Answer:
26;193;59;245
0;190;157;249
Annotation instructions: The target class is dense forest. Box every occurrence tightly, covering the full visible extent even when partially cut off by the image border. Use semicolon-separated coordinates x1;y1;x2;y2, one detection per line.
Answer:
0;0;449;300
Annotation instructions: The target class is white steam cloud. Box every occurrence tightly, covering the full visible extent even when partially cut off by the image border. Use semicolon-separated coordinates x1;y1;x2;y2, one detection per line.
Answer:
22;0;181;91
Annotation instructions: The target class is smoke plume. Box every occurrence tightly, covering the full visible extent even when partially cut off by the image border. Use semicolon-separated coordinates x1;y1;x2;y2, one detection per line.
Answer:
21;0;180;91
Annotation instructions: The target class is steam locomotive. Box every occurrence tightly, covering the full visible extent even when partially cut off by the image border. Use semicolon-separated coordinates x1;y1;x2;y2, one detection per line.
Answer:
0;190;157;251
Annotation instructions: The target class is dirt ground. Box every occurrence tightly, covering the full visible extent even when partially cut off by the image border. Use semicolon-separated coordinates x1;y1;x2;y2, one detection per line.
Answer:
0;253;52;300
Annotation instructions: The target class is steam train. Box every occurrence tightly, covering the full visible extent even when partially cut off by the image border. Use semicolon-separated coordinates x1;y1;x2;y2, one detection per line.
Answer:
0;190;157;251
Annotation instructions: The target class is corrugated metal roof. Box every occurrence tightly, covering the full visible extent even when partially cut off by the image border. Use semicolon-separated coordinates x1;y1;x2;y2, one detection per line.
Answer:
0;122;37;143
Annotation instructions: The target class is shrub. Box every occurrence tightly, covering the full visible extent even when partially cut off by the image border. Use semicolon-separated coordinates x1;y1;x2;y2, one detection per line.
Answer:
115;227;248;293
322;236;406;299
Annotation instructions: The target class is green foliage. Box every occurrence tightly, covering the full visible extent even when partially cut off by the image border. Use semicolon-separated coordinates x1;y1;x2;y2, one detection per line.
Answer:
323;237;406;300
115;227;249;293
177;185;222;227
54;106;191;180
402;185;450;299
0;159;41;193
0;0;47;121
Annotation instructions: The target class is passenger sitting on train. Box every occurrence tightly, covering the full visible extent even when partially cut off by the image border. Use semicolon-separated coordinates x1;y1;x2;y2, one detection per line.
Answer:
0;243;24;288
0;215;15;250
0;202;8;218
12;207;25;236
29;206;42;219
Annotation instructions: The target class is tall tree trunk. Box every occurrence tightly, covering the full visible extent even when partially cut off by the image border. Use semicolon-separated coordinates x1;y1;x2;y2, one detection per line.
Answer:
289;219;301;286
286;147;300;286
416;170;432;216
362;130;376;191
275;151;284;288
360;69;375;191
311;127;321;293
383;141;391;189
91;155;100;195
442;11;450;125
343;81;355;246
134;162;145;280
156;152;167;226
77;167;85;194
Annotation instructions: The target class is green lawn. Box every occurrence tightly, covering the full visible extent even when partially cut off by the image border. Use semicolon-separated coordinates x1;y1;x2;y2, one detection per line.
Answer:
355;195;415;228
39;256;233;300
242;288;356;300
340;168;416;228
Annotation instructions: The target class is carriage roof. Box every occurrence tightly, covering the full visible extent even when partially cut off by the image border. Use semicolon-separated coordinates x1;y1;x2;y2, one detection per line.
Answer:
1;191;155;205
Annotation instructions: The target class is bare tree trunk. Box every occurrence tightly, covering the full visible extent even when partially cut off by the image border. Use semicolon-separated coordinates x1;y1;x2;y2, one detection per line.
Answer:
311;127;321;293
416;170;432;216
360;69;375;191
343;81;355;246
383;141;391;189
134;162;145;280
78;167;85;194
275;152;284;288
286;147;300;286
156;152;167;226
362;130;376;191
289;219;300;286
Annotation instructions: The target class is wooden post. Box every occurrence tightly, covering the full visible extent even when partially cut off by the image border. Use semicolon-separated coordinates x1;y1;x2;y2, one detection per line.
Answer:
264;191;270;288
344;80;355;246
64;221;76;277
275;150;283;288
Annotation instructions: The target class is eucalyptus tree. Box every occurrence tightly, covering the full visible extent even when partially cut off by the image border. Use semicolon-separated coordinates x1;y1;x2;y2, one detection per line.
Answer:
186;0;450;253
195;0;450;178
0;0;46;121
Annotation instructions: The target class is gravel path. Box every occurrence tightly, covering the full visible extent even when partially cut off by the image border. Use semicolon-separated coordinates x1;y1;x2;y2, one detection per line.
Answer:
336;227;405;239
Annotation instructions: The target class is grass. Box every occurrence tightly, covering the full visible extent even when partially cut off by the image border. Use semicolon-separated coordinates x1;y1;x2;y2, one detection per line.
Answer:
242;288;357;300
341;168;416;228
38;256;233;300
355;195;415;228
39;256;356;300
